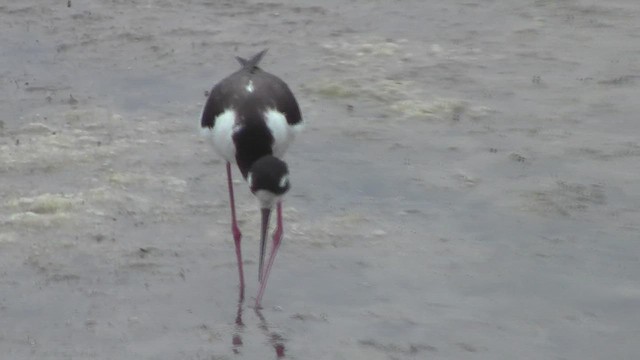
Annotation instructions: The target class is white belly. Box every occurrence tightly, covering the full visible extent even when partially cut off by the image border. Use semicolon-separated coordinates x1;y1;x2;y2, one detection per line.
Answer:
206;109;238;163
264;108;296;158
203;108;303;162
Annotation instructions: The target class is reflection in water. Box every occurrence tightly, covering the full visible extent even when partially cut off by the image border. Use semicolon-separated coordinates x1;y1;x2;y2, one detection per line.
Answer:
232;298;244;355
232;289;286;358
255;308;286;358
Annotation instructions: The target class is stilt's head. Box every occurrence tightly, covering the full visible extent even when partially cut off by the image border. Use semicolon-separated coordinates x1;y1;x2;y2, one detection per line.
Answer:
247;155;290;285
247;155;290;210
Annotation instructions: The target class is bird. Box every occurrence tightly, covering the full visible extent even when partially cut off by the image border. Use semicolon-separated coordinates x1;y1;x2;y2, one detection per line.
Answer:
200;49;303;308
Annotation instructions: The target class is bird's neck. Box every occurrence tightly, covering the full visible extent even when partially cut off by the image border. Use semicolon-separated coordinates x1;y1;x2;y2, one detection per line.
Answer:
234;132;273;179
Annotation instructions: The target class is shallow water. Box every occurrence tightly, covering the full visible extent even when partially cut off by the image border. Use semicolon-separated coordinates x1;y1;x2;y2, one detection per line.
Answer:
1;0;640;359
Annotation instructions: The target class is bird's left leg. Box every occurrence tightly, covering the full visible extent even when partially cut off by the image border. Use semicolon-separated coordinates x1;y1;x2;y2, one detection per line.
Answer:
227;162;245;300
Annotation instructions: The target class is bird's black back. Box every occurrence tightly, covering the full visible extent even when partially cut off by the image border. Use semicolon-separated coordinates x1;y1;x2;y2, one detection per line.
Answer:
200;51;302;129
201;51;302;178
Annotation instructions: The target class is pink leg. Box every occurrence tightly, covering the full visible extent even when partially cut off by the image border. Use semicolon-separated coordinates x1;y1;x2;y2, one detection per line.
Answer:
255;202;283;308
227;162;245;300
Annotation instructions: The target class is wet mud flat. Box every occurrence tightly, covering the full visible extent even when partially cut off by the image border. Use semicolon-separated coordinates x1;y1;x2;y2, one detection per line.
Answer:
2;0;640;359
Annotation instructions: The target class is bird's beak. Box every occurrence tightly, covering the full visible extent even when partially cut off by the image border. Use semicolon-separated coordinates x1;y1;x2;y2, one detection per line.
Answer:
258;207;271;282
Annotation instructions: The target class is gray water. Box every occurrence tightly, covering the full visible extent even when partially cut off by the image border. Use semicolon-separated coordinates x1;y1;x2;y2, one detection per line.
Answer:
1;0;640;359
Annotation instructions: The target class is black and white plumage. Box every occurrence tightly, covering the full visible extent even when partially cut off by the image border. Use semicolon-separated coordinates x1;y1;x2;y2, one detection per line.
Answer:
201;49;302;178
200;49;302;307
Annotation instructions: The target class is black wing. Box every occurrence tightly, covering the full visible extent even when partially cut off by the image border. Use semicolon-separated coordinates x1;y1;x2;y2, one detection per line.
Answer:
201;76;235;129
253;71;302;126
201;50;302;128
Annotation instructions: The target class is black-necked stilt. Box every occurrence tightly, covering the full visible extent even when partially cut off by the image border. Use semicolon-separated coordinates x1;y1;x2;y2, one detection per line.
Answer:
201;49;302;307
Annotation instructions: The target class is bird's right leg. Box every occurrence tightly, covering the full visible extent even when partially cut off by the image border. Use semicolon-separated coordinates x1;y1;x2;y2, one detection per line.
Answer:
227;162;245;300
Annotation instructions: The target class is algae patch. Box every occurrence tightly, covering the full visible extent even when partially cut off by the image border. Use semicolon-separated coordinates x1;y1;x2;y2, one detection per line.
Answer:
3;193;82;228
8;193;77;214
313;36;495;121
0;109;127;173
308;82;358;98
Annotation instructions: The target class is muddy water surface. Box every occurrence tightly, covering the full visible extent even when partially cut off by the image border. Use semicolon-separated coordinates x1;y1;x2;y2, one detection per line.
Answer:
1;1;640;359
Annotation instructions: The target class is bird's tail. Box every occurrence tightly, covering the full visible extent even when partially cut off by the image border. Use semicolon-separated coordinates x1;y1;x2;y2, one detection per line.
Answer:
236;49;268;72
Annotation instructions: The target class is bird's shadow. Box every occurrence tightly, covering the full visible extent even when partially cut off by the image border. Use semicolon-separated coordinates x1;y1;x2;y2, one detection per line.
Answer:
232;291;286;358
